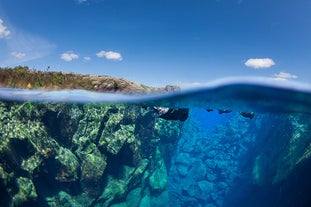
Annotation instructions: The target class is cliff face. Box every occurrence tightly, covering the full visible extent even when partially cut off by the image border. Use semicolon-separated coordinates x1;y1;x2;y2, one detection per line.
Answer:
0;101;182;207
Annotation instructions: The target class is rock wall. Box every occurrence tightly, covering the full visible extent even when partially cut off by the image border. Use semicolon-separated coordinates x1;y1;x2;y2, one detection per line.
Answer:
0;101;181;207
168;109;311;207
168;110;260;207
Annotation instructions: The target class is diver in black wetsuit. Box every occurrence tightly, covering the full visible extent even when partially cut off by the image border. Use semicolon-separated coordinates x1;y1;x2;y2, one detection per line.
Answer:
206;109;255;119
153;107;189;122
239;111;255;119
152;107;253;122
218;109;232;114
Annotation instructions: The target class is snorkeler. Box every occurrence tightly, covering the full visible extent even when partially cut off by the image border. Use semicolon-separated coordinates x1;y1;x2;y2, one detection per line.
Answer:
206;108;255;119
239;111;255;119
153;107;189;122
218;109;232;114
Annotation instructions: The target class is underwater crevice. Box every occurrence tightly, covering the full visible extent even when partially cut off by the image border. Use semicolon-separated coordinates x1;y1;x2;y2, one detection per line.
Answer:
32;157;82;200
104;144;135;178
94;115;109;145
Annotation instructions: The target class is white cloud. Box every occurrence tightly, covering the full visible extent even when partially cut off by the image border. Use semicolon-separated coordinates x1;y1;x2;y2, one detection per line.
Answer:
273;71;297;80
96;50;123;61
0;18;11;38
245;58;275;69
11;51;26;59
60;51;79;62
83;56;91;61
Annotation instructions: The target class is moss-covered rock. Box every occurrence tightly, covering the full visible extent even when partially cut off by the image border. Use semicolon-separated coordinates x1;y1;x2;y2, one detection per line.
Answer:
54;147;80;183
149;149;168;193
79;144;107;197
12;177;37;207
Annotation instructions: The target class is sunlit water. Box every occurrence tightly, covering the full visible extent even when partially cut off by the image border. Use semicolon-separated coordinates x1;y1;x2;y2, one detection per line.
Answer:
1;78;311;207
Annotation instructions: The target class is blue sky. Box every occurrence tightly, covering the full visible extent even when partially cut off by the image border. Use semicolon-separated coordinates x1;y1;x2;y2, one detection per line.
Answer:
0;0;310;87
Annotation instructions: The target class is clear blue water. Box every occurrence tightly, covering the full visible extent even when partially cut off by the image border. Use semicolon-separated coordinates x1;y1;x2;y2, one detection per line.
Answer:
1;78;311;207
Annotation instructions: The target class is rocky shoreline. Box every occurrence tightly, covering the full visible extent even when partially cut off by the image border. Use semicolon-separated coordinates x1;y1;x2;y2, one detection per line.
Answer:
0;66;180;94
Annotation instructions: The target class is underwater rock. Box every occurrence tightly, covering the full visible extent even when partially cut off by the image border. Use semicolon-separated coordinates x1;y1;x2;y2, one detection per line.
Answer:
12;177;37;207
138;190;169;207
21;154;42;175
155;119;181;142
96;171;132;207
206;172;217;182
175;152;192;165
110;202;128;207
72;104;111;144
0;165;13;206
148;147;168;193
80;148;107;197
150;190;169;207
100;124;136;155
176;164;188;177
96;159;149;207
97;107;135;155
188;160;206;181
168;112;262;207
197;180;214;195
139;195;151;207
50;191;83;207
0;165;12;185
149;161;168;193
126;187;142;207
54;147;80;183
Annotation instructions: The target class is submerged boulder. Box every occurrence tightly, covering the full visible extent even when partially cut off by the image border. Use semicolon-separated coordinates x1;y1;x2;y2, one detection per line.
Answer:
12;177;37;207
54;147;80;183
149;160;168;193
126;187;142;207
80;146;107;197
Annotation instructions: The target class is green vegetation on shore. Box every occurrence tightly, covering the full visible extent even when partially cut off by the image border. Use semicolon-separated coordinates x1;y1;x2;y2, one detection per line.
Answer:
0;66;176;93
0;66;95;90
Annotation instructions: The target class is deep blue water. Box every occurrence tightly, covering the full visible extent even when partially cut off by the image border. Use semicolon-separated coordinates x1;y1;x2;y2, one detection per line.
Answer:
1;78;311;207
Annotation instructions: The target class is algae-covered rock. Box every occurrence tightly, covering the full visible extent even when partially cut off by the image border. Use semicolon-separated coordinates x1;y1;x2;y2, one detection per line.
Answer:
48;191;83;207
155;119;181;143
149;161;168;192
98;111;128;155
96;173;130;207
96;159;149;207
54;147;80;183
72;104;111;143
101;124;136;155
148;148;168;194
12;177;37;207
0;165;12;185
80;146;107;197
21;153;42;175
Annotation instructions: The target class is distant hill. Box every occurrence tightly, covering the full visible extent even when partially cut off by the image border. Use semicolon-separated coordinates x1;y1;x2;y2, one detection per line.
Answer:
0;66;180;94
